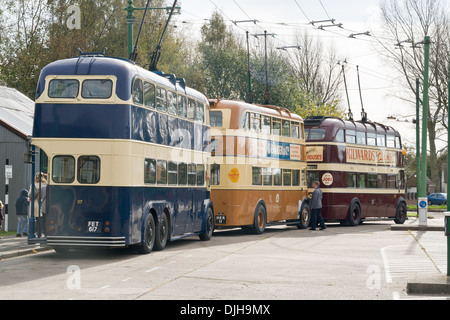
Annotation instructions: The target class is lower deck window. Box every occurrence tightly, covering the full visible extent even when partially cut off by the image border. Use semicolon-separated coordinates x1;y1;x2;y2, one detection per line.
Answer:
78;156;101;184
52;156;75;183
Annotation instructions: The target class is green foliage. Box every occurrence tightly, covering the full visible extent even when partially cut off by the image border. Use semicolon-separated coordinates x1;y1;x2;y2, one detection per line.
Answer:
0;1;345;121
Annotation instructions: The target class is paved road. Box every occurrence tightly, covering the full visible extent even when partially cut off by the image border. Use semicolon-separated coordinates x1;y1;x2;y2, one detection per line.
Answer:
0;220;447;302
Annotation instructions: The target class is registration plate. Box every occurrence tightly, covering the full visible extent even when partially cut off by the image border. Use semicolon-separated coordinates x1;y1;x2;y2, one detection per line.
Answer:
86;221;102;233
215;215;226;225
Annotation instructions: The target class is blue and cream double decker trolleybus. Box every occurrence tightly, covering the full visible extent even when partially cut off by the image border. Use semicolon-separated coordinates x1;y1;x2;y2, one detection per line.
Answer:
32;53;214;253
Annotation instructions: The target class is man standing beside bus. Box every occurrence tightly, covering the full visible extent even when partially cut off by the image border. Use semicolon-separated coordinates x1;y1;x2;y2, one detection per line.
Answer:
310;181;326;231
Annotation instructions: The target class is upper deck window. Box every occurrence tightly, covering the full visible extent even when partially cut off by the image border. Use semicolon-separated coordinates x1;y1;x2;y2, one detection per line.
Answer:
82;80;113;99
346;130;356;144
210;111;223;127
282;120;290;137
307;128;326;140
49;79;79;98
132;79;143;105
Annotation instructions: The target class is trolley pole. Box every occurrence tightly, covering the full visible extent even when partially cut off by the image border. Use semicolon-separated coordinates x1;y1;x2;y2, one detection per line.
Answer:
125;0;181;59
419;36;431;227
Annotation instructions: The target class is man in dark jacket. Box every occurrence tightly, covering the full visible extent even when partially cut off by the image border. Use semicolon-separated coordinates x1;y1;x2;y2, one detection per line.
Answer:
310;181;327;231
15;189;29;237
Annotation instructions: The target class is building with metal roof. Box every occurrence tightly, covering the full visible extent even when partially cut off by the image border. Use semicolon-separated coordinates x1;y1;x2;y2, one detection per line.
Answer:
0;86;34;232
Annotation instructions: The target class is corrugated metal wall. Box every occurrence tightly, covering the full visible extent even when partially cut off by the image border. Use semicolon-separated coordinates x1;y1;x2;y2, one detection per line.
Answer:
0;126;32;231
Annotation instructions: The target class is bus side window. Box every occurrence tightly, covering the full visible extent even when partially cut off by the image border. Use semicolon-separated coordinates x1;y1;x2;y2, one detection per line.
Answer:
368;174;377;188
377;134;386;147
386;135;395;148
263;168;272;186
144;159;156;184
283;169;292;186
346;130;356;144
178;95;187;118
210;111;223;127
196;164;205;186
251;113;261;132
178;163;187;185
346;172;357;188
252;167;262;185
272;119;281;136
262;116;271;134
358;173;367;188
168;162;178;185
367;133;376;146
157;160;167;185
196;101;205;123
241;112;250;130
356;132;366;145
168;91;177;116
395;136;401;149
273;168;282;186
144;82;155;109
282;120;290;137
292;170;300;186
291;122;300;139
156;87;167;112
132;78;143;105
188;99;196;120
336;129;344;142
211;164;220;186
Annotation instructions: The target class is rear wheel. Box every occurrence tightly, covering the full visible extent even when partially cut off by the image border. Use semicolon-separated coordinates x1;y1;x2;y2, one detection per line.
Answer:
137;214;155;254
252;203;266;234
348;202;361;226
154;213;169;251
297;203;310;229
394;202;407;225
199;207;214;241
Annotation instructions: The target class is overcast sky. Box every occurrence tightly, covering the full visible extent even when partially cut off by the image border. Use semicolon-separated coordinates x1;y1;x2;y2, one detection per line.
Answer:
172;0;419;146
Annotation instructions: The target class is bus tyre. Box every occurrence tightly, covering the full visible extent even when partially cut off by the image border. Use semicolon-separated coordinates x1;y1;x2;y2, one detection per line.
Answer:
394;202;407;225
297;203;310;229
138;214;155;254
348;202;361;226
252;203;266;234
200;207;214;241
154;213;169;251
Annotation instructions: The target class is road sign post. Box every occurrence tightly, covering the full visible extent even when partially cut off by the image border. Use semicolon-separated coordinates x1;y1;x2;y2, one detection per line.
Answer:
418;198;428;228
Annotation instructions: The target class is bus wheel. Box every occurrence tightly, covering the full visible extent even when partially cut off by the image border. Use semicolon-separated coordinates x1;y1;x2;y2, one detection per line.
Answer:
154;213;169;251
297;203;310;229
200;207;214;241
394;203;407;225
252;203;266;234
348;202;361;226
138;214;155;254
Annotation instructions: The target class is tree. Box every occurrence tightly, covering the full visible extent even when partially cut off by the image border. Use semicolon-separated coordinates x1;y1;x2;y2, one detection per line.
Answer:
378;0;450;190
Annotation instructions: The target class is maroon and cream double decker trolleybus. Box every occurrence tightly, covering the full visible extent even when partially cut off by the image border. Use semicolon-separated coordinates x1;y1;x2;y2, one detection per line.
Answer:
304;116;407;226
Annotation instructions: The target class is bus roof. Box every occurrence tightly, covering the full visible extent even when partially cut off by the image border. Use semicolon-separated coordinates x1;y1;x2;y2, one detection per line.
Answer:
35;55;207;103
304;116;400;136
209;99;303;129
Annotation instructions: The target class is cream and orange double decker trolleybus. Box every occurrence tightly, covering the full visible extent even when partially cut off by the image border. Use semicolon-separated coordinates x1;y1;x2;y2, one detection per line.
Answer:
209;99;310;234
31;53;214;254
304;116;407;226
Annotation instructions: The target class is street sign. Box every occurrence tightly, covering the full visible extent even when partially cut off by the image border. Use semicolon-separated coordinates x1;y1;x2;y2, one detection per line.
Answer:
418;197;428;227
5;165;12;179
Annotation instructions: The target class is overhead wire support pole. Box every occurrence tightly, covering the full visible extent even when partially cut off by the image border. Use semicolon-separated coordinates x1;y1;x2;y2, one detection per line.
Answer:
252;31;276;105
129;0;151;62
